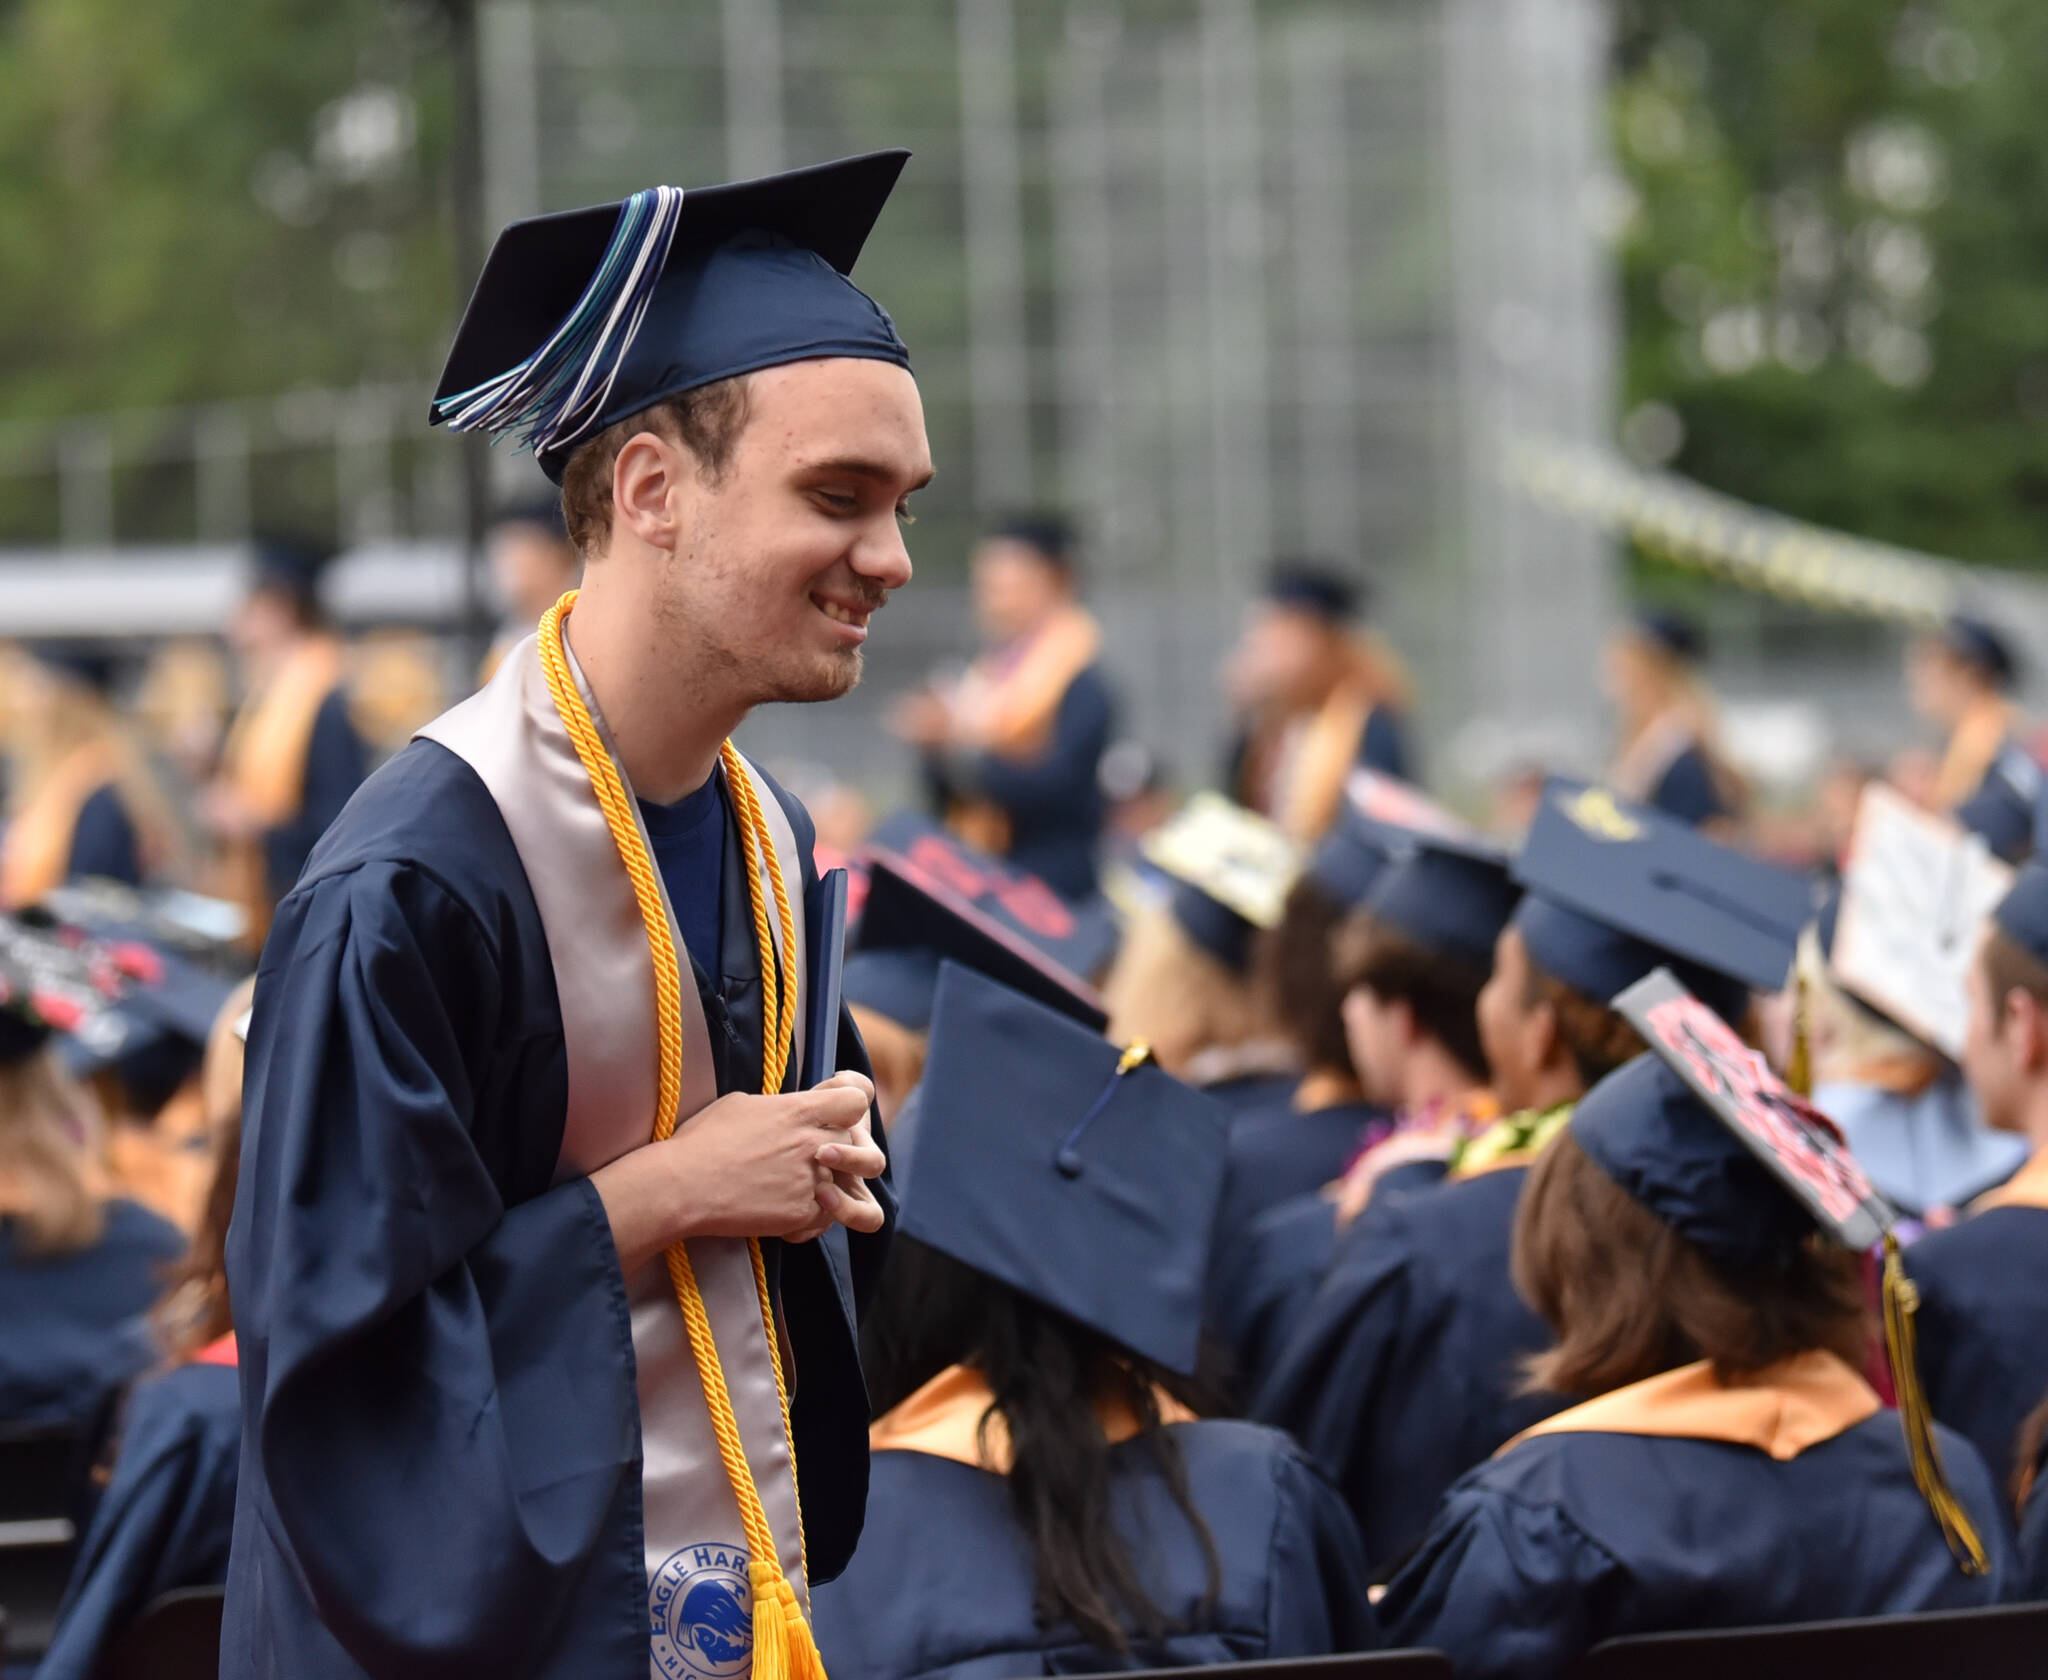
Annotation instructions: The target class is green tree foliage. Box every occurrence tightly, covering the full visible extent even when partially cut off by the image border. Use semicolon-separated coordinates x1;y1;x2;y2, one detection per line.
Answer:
0;0;451;419
1613;0;2048;566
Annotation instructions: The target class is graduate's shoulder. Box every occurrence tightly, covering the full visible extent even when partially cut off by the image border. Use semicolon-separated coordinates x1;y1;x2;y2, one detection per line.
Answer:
1909;1201;2048;1291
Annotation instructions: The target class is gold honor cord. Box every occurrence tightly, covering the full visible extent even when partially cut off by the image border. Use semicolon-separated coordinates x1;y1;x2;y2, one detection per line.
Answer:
537;592;827;1679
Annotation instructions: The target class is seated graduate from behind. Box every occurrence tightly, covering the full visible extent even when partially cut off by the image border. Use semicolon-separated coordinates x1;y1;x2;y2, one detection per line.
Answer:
1100;794;1302;1113
1208;820;1514;1395
1906;861;2048;1484
843;814;1117;1134
2016;1391;2048;1598
1255;782;1809;1573
38;979;251;1680
1380;1022;2013;1680
0;941;185;1432
1799;888;2023;1217
2;643;181;908
816;962;1376;1678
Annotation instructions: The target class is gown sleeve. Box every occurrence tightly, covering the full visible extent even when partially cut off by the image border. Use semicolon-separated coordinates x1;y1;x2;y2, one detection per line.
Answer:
38;1367;240;1680
67;784;142;886
1260;1443;1381;1660
1375;1479;1623;1679
228;857;642;1673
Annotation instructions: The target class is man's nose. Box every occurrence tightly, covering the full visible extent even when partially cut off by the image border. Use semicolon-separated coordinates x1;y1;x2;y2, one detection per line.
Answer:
854;520;914;592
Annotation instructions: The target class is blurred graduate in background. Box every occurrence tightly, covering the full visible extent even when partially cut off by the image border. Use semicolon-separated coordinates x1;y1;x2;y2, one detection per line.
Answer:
891;513;1115;901
198;540;367;944
1910;612;2028;815
818;963;1375;1677
480;498;582;686
1;643;180;907
1603;610;1744;831
1379;1046;2012;1678
1222;562;1413;843
36;977;252;1680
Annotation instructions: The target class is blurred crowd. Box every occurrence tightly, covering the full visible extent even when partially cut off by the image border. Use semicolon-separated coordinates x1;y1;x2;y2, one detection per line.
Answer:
6;499;2048;1677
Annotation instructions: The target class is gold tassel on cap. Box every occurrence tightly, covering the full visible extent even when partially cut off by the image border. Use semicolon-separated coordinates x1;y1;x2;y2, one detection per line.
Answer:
1881;1231;1989;1574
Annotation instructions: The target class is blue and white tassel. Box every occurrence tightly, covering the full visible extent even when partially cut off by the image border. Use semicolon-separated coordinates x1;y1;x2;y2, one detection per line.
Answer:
434;185;685;457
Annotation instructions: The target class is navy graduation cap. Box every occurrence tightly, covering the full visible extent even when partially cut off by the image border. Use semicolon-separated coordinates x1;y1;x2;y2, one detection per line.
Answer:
1993;859;2048;968
1359;825;1518;969
431;152;912;482
1605;967;1988;1572
901;962;1232;1375
1304;801;1395;911
1511;780;1808;1023
851;827;1110;1034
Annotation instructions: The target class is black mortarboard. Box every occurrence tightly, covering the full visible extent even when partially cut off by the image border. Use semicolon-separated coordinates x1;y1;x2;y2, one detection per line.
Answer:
901;962;1231;1374
493;496;570;542
431;152;912;483
1263;560;1360;623
1141;794;1300;973
250;535;334;610
1511;780;1806;1021
1360;827;1519;969
1940;612;2018;689
1634;608;1704;663
987;512;1077;569
27;640;118;696
1305;802;1395;911
1993;861;2048;968
851;819;1110;1033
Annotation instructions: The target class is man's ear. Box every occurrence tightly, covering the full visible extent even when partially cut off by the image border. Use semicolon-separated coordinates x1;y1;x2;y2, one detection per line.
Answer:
1529;998;1567;1078
2012;988;2048;1076
611;430;684;552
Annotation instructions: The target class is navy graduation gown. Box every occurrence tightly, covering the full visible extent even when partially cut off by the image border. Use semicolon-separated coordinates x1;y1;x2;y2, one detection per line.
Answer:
1647;741;1728;828
1203;1071;1302;1124
0;1198;184;1430
2021;1437;2048;1599
812;1420;1377;1679
1378;1412;2015;1679
259;686;368;900
1357;704;1411;783
1213;1098;1383;1250
1908;1203;2048;1483
224;739;889;1679
68;783;143;887
38;1361;241;1680
1208;1193;1339;1400
1253;1166;1566;1571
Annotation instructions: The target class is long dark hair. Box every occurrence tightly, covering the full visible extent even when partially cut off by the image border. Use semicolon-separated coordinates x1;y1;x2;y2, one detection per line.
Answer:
862;1237;1224;1653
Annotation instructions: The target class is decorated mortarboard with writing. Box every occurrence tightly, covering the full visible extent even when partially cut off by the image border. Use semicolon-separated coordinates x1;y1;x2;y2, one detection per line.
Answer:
1141;794;1301;973
902;961;1231;1374
1511;780;1807;1023
851;820;1108;1033
431;152;913;483
1359;825;1518;970
1604;966;1988;1572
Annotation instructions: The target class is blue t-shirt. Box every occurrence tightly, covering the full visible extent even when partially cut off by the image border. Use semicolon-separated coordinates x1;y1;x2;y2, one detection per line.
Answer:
640;774;727;979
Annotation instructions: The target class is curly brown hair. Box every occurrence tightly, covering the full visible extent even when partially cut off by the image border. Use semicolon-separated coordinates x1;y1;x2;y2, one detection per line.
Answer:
558;376;754;558
1332;913;1490;1082
1511;1128;1873;1398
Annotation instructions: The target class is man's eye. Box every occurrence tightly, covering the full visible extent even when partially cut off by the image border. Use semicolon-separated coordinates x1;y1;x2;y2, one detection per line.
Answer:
815;491;858;513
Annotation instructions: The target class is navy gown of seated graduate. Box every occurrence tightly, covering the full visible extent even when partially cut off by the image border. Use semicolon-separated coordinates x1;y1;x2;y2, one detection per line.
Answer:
1;1197;184;1430
1378;1054;2015;1680
224;737;886;1677
37;1354;241;1680
814;964;1376;1678
2022;1431;2048;1599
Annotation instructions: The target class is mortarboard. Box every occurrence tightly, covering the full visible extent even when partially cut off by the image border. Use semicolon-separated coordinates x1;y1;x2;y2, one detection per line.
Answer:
986;512;1077;570
851;820;1109;1033
1359;826;1518;970
1992;860;2048;968
1940;612;2018;689
1140;794;1300;973
1511;780;1807;1022
27;640;118;697
249;535;334;609
1263;560;1360;623
901;961;1231;1374
1304;802;1395;911
1603;968;1988;1573
1633;607;1704;663
431;152;912;483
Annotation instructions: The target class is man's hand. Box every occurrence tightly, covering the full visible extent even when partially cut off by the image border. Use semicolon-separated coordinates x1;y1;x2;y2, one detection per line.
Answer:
591;1071;887;1273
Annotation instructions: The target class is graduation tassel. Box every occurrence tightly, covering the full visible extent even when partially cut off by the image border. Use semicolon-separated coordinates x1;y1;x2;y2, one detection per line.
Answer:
1786;970;1812;1098
537;592;831;1678
1880;1231;1990;1574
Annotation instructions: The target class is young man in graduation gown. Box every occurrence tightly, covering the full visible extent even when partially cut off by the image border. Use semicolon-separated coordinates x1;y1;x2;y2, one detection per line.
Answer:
201;540;368;945
888;515;1115;901
224;153;930;1679
1253;782;1810;1572
1908;861;2048;1485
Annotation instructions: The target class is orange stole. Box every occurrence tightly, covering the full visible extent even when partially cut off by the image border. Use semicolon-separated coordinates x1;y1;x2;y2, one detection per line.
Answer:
870;1363;1197;1474
944;607;1102;857
1274;680;1376;843
1500;1351;1880;1462
0;740;118;908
